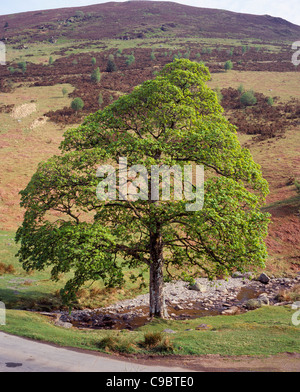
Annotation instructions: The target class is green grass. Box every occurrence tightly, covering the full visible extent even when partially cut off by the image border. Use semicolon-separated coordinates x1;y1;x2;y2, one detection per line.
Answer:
0;230;148;311
0;306;299;357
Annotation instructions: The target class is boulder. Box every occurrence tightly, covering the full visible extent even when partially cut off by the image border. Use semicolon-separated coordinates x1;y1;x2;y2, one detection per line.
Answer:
245;295;270;310
163;329;176;334
221;306;240;315
245;299;262;310
54;320;73;329
195;323;211;330
188;282;207;292
257;293;270;305
258;273;270;284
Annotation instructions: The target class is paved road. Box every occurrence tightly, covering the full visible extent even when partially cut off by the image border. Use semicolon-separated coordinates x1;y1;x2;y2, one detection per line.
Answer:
0;332;191;372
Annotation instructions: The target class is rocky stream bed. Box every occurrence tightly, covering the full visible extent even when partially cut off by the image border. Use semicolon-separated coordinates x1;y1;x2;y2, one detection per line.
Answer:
54;273;300;330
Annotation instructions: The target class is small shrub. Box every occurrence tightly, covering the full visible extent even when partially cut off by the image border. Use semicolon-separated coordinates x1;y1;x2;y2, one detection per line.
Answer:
140;332;174;353
8;67;16;74
97;336;136;353
125;53;135;67
267;96;274;106
224;60;233;71
106;55;117;72
150;51;156;61
91;67;101;83
237;84;245;94
242;45;247;54
275;284;300;302
62;87;68;97
240;90;257;106
0;262;15;275
17;61;27;74
98;92;103;106
49;56;54;65
91;57;97;65
71;97;84;111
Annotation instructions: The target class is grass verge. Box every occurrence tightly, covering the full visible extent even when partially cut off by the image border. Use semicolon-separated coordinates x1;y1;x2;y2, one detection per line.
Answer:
0;306;299;357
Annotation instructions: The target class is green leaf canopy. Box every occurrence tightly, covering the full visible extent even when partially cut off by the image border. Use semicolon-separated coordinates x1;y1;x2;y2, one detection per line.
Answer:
16;59;270;313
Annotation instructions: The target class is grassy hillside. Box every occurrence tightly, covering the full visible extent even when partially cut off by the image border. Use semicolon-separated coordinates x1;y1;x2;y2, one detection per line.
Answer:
1;1;300;44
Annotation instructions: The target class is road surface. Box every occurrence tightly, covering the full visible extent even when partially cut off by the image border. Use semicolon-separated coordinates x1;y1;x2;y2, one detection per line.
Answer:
0;332;191;372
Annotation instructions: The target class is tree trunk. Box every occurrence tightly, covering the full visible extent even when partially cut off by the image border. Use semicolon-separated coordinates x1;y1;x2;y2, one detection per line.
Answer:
149;230;168;319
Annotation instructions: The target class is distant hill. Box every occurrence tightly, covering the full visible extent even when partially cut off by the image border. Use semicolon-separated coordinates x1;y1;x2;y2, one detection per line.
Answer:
1;1;300;43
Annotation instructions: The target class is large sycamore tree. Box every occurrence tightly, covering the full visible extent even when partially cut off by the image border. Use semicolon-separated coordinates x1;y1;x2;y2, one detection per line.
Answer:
16;60;270;318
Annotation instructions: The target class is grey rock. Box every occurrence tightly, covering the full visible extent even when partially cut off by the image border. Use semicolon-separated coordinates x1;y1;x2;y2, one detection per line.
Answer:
221;306;240;315
195;323;210;330
163;329;176;334
245;299;262;310
257;294;270;305
258;273;270;284
188;282;207;293
174;304;184;310
55;320;73;329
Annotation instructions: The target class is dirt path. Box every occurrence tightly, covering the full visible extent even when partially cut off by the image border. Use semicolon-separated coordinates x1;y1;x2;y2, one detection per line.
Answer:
140;353;300;372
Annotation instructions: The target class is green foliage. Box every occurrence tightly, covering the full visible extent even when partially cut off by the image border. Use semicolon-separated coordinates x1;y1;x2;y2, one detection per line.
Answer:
240;90;257;106
62;87;68;97
214;87;223;103
98;92;103;106
17;61;27;74
16;59;270;313
224;60;233;71
106;54;117;72
150;51;156;61
91;57;97;65
237;84;245;94
140;332;174;353
49;56;54;65
183;50;190;59
8;66;16;74
267;96;274;106
70;97;84;111
91;67;101;83
125;53;135;67
96;336;136;353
